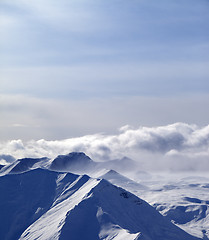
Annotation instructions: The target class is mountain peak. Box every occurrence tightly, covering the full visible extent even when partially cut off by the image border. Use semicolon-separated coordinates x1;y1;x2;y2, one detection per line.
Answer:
50;152;94;173
99;169;148;192
66;152;90;158
11;157;49;173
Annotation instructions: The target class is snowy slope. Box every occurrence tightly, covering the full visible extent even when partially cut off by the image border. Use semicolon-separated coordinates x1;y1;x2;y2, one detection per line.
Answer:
0;169;59;239
0;168;201;240
135;172;209;239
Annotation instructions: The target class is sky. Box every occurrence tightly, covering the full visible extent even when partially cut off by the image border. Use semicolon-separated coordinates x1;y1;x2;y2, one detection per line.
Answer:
0;0;209;169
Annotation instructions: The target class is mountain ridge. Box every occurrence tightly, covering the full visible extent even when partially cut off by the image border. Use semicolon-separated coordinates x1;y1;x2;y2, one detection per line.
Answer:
0;167;201;240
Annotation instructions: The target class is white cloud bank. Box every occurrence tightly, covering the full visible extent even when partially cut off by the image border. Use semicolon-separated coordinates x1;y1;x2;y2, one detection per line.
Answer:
0;123;209;171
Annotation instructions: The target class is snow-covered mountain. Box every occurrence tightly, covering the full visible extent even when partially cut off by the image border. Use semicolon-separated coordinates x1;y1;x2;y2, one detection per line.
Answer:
0;152;208;239
0;157;49;176
0;167;200;240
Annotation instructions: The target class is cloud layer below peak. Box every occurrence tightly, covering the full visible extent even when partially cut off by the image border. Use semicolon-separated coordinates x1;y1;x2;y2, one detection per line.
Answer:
0;123;208;172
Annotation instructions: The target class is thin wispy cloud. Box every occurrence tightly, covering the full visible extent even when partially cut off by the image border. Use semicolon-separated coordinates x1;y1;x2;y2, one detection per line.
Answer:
1;94;209;141
1;0;208;66
1;62;209;99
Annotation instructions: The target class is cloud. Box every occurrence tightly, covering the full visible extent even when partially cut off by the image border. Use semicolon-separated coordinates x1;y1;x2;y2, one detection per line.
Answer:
0;154;16;165
0;123;209;171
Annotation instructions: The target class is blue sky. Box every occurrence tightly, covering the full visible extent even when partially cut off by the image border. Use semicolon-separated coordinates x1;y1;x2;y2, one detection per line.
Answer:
0;0;209;140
